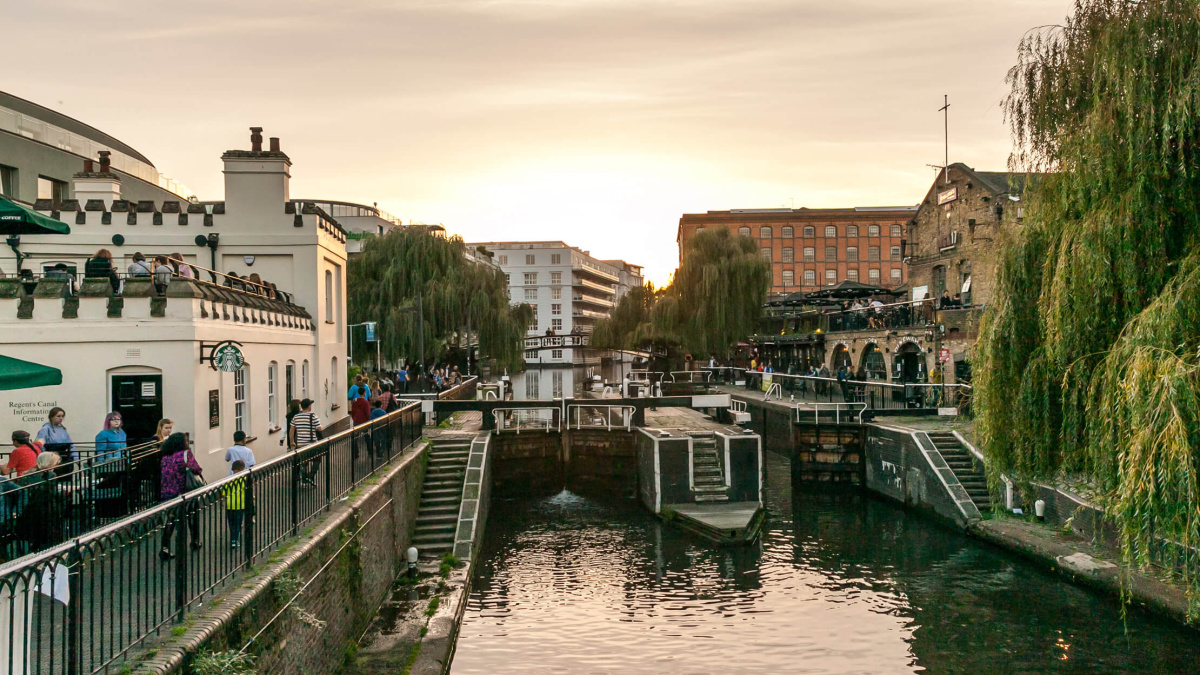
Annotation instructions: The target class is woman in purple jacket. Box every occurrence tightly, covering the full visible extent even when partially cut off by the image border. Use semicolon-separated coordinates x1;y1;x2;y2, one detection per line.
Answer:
158;433;204;560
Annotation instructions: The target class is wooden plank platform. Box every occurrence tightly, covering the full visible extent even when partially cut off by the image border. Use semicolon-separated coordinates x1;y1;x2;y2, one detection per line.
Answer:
663;501;763;546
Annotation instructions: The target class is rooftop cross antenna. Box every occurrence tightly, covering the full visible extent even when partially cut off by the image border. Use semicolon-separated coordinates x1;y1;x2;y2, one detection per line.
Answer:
939;94;951;184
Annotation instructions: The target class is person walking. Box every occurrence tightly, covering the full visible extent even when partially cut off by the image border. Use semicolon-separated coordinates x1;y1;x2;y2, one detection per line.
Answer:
94;412;127;463
396;366;408;395
224;460;249;549
369;399;387;421
285;399;302;450
292;399;324;487
37;407;76;464
158;433;204;560
224;430;255;475
350;388;371;426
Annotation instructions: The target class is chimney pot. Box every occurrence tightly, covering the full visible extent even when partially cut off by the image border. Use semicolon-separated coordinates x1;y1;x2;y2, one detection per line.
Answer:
250;127;264;152
269;137;280;153
84;159;94;173
98;151;111;172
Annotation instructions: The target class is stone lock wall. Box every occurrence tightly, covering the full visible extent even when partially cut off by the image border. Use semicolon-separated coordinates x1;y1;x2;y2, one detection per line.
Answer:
135;446;427;675
564;429;638;495
793;425;865;484
490;431;564;497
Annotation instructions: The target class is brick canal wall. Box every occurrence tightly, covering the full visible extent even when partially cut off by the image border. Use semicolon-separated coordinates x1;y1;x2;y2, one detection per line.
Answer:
135;445;427;675
565;428;638;496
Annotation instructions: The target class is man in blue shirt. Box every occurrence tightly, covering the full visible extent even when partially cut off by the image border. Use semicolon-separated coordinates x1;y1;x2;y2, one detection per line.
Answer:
369;400;387;420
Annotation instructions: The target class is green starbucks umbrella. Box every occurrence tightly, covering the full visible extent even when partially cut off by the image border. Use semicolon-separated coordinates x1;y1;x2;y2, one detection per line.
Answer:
0;196;71;235
0;354;63;390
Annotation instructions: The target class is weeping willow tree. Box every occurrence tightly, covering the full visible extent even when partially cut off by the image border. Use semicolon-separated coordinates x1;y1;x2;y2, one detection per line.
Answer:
977;0;1200;607
593;228;770;360
347;229;531;370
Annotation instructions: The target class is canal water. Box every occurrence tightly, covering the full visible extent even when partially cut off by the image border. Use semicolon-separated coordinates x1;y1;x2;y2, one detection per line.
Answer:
453;453;1200;673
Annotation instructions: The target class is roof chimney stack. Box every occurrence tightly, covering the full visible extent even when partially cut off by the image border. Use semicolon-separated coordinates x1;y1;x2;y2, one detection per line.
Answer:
269;137;280;153
250;127;263;152
83;159;94;173
98;151;111;173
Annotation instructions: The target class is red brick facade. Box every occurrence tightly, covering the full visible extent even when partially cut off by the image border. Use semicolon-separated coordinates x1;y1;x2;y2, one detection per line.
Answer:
677;207;917;294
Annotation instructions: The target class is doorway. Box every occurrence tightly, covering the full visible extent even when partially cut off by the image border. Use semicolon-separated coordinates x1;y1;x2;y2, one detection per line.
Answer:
110;373;163;445
894;343;926;383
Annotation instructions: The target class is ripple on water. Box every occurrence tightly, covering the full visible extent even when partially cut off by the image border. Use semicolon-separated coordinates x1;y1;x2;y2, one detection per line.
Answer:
453;477;1200;674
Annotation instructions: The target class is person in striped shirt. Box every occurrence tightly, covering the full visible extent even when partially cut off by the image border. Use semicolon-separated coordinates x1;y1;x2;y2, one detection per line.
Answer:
291;399;323;487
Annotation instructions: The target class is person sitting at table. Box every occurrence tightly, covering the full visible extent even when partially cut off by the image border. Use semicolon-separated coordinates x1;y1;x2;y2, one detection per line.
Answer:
95;411;127;463
84;248;120;293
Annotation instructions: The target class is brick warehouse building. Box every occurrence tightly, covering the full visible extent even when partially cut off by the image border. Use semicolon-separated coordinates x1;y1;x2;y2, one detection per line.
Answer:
677;206;917;294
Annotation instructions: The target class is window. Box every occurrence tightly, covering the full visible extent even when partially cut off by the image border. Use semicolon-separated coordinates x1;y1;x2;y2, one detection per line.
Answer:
268;362;278;428
803;226;815;237
825;269;836;285
285;361;295;403
847;269;859;282
738;226;751;236
550;272;562;284
551;287;562;300
499;255;508;265
234;366;248;433
933;265;947;297
847;225;858;237
891;224;902;238
526;254;536;265
782;247;794;263
825;246;837;261
891;268;903;283
528;305;538;331
890;246;901;261
0;165;16;197
869;268;880;283
524;288;537;301
782;226;793;238
782;270;794;286
552;370;563;397
824;225;837;238
37;176;66;206
803;247;815;262
868;224;880;237
525;349;538;360
551;303;562;315
868;246;880;261
302;360;309;398
324;270;334;323
551;318;563;332
526;375;539;399
804;269;815;285
551;253;561;264
552;349;563;360
505;274;510;284
760;248;772;261
761;226;772;238
524;272;537;285
847;247;858;262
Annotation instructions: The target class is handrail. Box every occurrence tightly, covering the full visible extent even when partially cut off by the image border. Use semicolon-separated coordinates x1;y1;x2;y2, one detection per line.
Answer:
765;382;782;401
795;402;867;425
567;404;636;432
666;370;712;384
492;407;560;434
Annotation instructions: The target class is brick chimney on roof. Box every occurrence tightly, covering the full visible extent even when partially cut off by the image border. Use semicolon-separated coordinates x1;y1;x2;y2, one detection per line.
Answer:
98;151;111;173
83;159;94;173
250;127;263;152
269;137;280;153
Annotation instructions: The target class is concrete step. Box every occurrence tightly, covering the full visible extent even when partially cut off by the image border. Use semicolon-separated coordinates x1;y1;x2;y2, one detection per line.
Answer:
415;522;457;535
695;493;730;503
416;513;460;525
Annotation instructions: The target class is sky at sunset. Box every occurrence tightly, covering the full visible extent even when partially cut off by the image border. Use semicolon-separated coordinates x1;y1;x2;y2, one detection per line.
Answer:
8;0;1071;285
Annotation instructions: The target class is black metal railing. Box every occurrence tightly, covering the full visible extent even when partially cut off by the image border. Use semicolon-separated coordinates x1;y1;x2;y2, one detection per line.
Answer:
0;401;424;675
753;372;970;411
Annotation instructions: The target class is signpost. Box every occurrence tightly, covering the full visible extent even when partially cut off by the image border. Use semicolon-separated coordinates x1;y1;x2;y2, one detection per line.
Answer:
938;348;951;364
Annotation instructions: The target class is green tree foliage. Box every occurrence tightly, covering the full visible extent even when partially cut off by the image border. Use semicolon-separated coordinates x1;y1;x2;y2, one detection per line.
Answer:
978;0;1200;605
347;229;531;369
593;228;770;359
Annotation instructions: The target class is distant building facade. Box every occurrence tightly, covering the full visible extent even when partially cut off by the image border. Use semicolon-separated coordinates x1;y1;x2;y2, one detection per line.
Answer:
0;90;194;205
906;163;1028;308
603;260;644;302
677;206;917;294
467;241;622;366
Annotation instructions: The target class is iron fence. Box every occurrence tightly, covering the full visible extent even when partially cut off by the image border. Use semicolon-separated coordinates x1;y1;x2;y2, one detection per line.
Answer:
493;407;560;433
0;401;423;675
753;373;971;412
567;405;635;432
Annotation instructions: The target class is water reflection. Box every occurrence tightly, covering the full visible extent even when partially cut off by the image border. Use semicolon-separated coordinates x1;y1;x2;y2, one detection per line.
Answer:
505;362;625;400
454;453;1200;674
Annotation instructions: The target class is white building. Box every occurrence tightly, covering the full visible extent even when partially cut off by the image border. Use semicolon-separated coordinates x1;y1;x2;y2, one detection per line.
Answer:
603;259;644;302
304;200;402;254
0;129;348;477
467;241;622;366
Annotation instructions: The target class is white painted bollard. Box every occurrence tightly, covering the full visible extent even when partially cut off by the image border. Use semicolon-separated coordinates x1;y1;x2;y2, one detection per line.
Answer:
1034;499;1046;522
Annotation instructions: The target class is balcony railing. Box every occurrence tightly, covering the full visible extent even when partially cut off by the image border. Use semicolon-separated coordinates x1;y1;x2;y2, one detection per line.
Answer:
573;276;616;295
572;260;619;283
572;308;609;320
572;293;614;308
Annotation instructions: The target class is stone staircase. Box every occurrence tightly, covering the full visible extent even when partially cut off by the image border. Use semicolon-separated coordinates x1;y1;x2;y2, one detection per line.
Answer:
928;432;990;513
412;439;471;558
690;433;729;503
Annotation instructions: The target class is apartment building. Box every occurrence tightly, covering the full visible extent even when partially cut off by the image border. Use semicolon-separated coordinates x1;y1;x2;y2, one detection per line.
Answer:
467;241;622;366
677;206;917;294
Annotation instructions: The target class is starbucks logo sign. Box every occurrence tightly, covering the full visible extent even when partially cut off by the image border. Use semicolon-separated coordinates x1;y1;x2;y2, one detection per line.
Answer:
213;344;245;372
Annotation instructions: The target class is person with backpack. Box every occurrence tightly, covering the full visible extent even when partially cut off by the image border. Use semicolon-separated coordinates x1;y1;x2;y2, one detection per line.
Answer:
158;433;204;560
292;399;324;487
